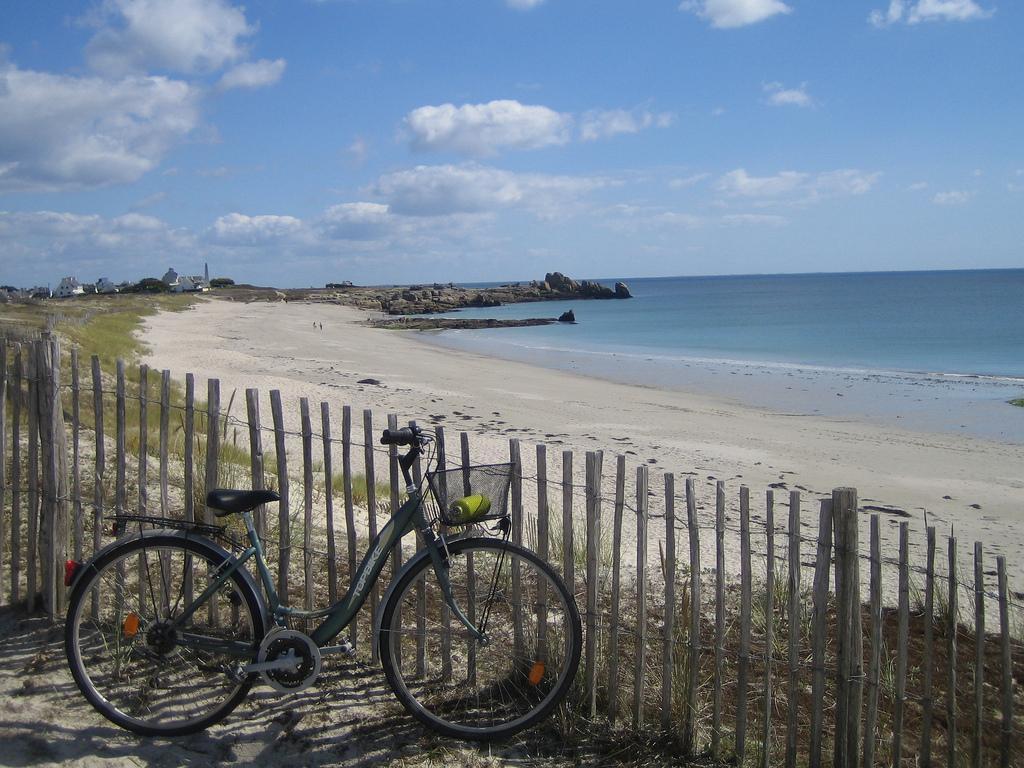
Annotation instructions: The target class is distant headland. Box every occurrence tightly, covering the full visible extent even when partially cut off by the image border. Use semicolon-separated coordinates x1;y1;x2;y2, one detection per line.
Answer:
217;272;631;329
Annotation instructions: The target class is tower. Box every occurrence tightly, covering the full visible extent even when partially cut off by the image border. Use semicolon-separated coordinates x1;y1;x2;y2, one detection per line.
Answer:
204;262;209;283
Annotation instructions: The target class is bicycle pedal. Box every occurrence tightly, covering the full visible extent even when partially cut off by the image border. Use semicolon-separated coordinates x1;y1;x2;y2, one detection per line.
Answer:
337;641;356;657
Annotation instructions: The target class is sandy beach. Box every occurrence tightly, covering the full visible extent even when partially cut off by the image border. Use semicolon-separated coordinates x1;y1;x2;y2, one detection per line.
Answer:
138;297;1024;589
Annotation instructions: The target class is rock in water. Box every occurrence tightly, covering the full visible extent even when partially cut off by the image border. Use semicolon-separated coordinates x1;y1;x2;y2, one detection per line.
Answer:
614;281;632;298
558;309;576;323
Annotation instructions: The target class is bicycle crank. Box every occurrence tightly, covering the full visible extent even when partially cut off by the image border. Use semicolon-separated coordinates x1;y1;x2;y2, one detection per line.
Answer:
248;628;322;693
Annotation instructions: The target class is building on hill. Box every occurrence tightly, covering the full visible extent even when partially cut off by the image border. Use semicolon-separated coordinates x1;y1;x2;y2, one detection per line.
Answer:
173;275;210;293
96;277;118;294
55;276;84;298
163;267;209;292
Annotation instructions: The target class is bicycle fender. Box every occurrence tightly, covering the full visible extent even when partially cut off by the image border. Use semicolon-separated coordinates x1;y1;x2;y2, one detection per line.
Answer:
70;529;270;629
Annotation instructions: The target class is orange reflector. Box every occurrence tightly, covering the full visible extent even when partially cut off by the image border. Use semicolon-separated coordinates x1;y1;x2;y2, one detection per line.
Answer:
123;613;140;638
528;661;545;686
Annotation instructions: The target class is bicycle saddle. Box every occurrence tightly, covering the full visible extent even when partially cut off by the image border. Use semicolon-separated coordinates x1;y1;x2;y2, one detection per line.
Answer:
206;489;281;517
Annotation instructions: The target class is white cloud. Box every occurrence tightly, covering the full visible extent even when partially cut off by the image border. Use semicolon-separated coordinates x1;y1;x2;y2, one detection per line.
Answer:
870;0;993;27
601;204;704;233
0;209;193;279
210;212;305;244
909;181;929;191
580;109;675;141
405;100;571;156
721;213;788;226
932;189;974;205
763;82;813;108
217;58;286;90
85;0;256;76
681;0;792;28
112;212;165;231
506;0;546;8
669;173;711;189
318;202;393;241
716;168;881;203
346;137;369;166
717;169;808;197
370;163;609;217
0;64;199;193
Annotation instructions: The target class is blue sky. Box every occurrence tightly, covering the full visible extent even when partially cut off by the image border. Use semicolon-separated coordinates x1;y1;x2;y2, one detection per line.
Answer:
1;0;1021;288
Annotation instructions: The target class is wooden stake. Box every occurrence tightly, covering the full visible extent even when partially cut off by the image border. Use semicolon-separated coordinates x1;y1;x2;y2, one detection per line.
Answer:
363;409;379;662
661;472;675;732
737;485;752;767
633;464;648;731
893;522;910;765
70;348;82;560
921;525;937;766
343;405;356;647
562;449;574;592
785;490;801;768
270;390;289;606
137;365;148;515
245;389;266;539
997;556;1012;768
864;514;883;768
809;498;833;768
608;454;625;723
972;542;984;768
320;402;336;602
761;489;775;768
300;398;314;623
159;370;170;517
713;480;727;759
947;536;958;768
684;476;701;756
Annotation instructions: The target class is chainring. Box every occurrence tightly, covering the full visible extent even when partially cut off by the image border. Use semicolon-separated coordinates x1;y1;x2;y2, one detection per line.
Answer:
257;628;322;693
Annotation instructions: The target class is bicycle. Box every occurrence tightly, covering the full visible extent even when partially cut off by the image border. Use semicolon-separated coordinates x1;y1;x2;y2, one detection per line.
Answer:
64;425;582;741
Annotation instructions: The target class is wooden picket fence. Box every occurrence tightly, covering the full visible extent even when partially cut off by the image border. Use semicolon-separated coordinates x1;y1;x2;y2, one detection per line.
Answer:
0;333;1021;766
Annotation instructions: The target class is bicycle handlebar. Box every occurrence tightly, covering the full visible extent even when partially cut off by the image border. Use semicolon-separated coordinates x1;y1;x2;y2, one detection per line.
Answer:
380;427;416;446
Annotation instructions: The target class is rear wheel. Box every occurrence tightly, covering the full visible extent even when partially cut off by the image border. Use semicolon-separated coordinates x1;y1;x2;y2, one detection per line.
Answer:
379;537;582;740
65;533;265;736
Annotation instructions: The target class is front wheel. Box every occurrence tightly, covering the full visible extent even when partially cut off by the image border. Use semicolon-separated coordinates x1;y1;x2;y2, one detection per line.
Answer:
65;532;266;736
378;537;582;741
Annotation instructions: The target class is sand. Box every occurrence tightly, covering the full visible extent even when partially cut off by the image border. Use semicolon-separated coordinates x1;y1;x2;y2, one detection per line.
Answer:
6;295;1022;766
138;297;1024;589
0;607;559;767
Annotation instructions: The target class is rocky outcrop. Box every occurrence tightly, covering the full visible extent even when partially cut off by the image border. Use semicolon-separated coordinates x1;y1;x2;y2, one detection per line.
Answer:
558;309;576;323
229;272;630;315
366;317;559;330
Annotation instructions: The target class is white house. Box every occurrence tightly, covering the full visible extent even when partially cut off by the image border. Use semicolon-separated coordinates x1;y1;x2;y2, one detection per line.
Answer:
54;276;84;298
96;277;118;294
163;267;208;292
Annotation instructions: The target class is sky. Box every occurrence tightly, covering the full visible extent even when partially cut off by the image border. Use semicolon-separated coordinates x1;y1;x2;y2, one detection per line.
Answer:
1;0;1021;288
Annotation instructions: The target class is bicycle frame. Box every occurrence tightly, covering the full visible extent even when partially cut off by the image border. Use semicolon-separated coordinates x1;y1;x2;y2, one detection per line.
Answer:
171;482;485;655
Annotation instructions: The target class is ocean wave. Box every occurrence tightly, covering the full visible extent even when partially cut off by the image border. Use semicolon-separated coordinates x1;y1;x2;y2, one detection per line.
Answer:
432;333;1024;386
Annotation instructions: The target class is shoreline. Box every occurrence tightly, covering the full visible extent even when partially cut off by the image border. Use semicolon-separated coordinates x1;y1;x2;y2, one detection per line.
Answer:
138;297;1024;585
418;327;1024;445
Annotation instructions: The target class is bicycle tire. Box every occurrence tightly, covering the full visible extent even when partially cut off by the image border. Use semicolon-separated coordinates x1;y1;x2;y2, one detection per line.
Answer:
65;531;266;736
378;537;582;740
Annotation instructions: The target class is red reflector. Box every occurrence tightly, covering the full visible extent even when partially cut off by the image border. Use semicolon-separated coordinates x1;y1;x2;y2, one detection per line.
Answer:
64;559;82;587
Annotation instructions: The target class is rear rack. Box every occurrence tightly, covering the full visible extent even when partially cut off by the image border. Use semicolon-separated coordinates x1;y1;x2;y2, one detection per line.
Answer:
108;514;240;548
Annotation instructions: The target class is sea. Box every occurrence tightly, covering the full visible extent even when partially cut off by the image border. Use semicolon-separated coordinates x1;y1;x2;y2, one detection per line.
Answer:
416;269;1024;443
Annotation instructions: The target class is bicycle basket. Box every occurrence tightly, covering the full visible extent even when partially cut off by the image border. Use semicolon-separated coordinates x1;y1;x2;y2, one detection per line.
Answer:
426;463;515;526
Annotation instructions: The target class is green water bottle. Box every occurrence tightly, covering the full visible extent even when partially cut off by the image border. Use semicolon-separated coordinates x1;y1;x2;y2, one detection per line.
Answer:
448;494;491;524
